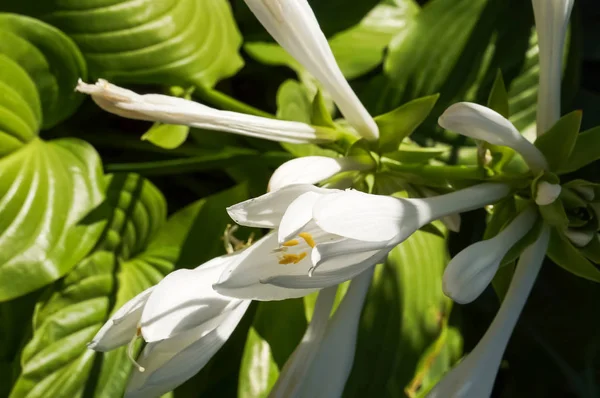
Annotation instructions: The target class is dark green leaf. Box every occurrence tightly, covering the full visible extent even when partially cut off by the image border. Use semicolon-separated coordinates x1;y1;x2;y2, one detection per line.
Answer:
487;70;510;118
534;111;582;171
561;126;600;173
5;0;244;88
344;227;460;397
0;13;87;129
375;94;440;153
0;138;105;301
547;229;600;283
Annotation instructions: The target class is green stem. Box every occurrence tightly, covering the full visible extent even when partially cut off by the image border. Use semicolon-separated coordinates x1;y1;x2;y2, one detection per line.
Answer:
193;85;274;119
382;158;487;181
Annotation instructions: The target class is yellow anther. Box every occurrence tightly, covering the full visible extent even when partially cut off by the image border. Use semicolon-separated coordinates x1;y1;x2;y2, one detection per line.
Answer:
282;239;300;247
294;252;307;264
298;232;316;248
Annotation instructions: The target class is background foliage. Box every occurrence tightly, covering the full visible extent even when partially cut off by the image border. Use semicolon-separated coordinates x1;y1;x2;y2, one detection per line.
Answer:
0;0;598;397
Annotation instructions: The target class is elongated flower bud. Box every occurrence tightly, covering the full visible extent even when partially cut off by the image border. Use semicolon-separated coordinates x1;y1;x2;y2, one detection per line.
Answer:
244;0;379;140
76;79;338;144
443;206;538;304
438;102;549;173
532;0;575;136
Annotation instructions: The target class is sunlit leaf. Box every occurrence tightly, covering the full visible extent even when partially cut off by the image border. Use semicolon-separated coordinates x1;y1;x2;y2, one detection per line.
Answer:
5;0;244;88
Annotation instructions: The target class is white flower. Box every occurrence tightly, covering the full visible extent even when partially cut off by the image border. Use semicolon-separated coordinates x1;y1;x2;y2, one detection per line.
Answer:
76;79;338;144
270;268;373;398
428;225;549;398
564;228;594;247
215;183;510;300
268;155;373;192
438;102;549;173
443;206;538;304
88;254;251;398
532;0;575;136
243;0;378;141
535;181;562;205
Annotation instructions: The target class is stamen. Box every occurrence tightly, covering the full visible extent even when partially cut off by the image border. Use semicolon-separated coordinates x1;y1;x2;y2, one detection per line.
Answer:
272;246;289;253
278;252;308;265
294;252;307;263
282;239;300;247
298;232;316;248
127;327;146;373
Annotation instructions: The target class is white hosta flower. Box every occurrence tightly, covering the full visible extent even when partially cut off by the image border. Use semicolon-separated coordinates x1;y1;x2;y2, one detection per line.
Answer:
564;228;594;247
216;183;510;300
532;0;575;136
428;225;549;398
76;79;338;144
271;268;373;398
443;206;538;304
88;254;251;398
243;0;379;141
535;181;562;205
268;156;373;192
438;102;549;174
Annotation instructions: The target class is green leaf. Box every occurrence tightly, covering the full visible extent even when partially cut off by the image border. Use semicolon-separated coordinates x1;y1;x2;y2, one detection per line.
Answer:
487;70;509;118
141;123;190;150
6;0;244;88
0;13;87;129
375;95;440;153
560;126;600;173
539;200;570;229
547;228;600;283
238;299;308;398
0;54;40;156
534;111;582;171
311;90;336;128
0;138;105;301
344;228;460;397
327;3;419;79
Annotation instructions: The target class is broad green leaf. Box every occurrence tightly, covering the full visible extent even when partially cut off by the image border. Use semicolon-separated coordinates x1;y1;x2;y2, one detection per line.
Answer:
487;70;510;118
0;138;105;301
238;299;308;398
141;123;190;150
0;54;40;155
547;228;600;283
10;174;173;398
6;0;243;88
311;90;336;128
9;251;115;398
344;228;460;397
375;94;440;153
327;3;419;79
534;111;582;171
0;13;87;129
560;126;600;173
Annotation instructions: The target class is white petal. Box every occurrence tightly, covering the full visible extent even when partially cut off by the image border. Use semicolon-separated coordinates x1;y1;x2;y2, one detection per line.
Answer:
278;191;324;243
443;207;538;304
268;156;366;192
428;225;549;398
243;0;378;140
213;232;319;300
535;181;562;205
294;268;373;398
88;287;154;351
269;286;337;398
564;229;594;247
532;0;574;136
438;102;548;173
125;300;251;398
76;79;337;144
313;190;416;242
140;254;243;342
227;184;330;228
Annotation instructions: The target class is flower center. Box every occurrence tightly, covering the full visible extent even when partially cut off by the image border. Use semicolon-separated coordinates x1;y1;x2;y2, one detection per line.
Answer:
276;232;316;265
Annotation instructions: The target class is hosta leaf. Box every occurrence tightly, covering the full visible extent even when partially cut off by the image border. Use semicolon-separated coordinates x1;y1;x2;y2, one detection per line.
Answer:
0;13;87;129
0;138;105;301
5;0;243;88
0;54;40;155
344;227;460;397
534;111;582;172
9;251;115;398
560;126;600;173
